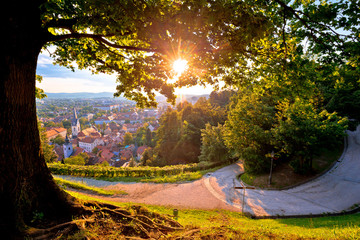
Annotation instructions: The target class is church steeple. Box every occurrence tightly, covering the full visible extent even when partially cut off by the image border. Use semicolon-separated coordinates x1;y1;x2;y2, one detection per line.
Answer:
71;108;81;138
73;107;77;120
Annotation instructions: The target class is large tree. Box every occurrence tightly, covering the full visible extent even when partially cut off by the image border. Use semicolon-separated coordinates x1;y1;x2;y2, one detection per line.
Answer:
0;0;269;235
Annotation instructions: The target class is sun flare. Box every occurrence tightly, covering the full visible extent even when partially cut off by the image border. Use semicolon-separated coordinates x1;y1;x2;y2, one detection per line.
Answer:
172;59;188;75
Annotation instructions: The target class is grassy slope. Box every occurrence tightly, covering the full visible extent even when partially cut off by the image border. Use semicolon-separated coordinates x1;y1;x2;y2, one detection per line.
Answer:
69;190;360;239
54;177;127;196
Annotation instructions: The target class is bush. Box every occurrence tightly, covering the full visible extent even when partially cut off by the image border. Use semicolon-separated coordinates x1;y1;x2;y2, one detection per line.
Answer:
48;161;224;179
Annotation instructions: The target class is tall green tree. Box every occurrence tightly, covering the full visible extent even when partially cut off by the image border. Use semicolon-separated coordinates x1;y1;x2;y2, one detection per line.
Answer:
224;91;276;173
199;123;231;163
154;109;181;164
124;132;134;146
155;97;226;165
273;99;347;173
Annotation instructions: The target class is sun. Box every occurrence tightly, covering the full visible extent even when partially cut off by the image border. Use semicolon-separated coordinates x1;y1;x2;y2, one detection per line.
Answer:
172;59;188;75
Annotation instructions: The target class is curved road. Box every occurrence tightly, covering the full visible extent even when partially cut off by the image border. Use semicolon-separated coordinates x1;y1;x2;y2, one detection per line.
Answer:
57;129;360;216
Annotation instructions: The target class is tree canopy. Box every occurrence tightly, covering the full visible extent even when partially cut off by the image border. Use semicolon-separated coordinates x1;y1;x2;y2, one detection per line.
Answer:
38;0;272;107
220;0;358;173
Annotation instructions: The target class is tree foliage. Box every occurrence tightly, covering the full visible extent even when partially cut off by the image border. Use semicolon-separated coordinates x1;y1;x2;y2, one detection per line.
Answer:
199;123;231;164
220;0;358;174
273;99;347;173
39;123;58;163
64;153;89;166
124;132;134;146
224;91;276;173
40;0;271;107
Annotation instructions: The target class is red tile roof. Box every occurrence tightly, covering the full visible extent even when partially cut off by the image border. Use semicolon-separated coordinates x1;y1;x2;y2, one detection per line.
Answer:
73;147;85;156
137;146;150;155
100;149;114;161
45;127;67;138
80;136;96;144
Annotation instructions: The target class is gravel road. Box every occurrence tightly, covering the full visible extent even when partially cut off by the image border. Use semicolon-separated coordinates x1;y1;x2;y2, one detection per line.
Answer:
56;129;360;216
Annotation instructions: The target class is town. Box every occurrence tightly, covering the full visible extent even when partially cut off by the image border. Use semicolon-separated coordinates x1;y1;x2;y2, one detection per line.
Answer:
37;94;206;168
37;96;167;167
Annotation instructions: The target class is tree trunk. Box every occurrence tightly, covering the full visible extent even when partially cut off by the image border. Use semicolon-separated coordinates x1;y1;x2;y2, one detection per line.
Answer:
0;2;79;237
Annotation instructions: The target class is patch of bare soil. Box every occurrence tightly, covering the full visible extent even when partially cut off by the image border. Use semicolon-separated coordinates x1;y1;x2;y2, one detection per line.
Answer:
251;162;316;189
245;144;344;189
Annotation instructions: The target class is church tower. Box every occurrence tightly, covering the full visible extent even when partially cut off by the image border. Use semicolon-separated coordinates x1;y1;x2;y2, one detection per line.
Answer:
63;134;73;159
71;108;81;138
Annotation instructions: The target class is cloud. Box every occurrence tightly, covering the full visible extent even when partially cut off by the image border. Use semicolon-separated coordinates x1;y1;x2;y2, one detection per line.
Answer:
37;55;54;67
36;52;215;95
36;77;117;93
36;51;118;93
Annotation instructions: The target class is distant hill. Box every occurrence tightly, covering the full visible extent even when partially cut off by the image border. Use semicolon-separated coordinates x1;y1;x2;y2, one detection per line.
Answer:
155;94;210;103
46;92;209;103
46;92;118;99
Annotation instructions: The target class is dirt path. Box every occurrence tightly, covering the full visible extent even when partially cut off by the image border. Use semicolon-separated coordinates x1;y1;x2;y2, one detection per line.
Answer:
57;175;242;212
56;128;360;217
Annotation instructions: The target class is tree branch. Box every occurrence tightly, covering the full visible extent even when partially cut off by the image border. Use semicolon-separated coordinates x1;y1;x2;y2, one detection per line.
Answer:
49;33;158;52
45;18;79;31
272;0;321;43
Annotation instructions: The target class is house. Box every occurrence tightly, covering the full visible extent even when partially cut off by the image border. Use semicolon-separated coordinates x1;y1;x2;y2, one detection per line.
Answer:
78;136;103;153
94;116;113;125
45;127;67;141
78;127;99;138
100;149;114;163
97;157;110;165
94;105;120;111
72;147;86;156
104;127;112;136
125;144;135;152
119;149;133;161
136;146;150;160
108;122;120;131
122;123;142;133
54;145;64;161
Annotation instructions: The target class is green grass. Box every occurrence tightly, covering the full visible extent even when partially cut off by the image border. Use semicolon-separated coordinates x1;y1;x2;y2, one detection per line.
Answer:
239;172;256;186
68;190;360;239
54;177;127;196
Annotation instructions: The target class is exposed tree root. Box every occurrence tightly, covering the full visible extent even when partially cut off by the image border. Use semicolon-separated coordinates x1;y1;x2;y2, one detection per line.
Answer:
26;201;184;239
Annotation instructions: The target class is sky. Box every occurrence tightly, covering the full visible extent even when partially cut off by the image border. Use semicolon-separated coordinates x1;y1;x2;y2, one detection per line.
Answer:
36;51;214;96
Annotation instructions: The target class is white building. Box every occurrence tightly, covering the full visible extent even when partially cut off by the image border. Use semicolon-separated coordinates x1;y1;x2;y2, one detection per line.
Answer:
63;135;73;158
71;108;81;138
78;136;103;152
